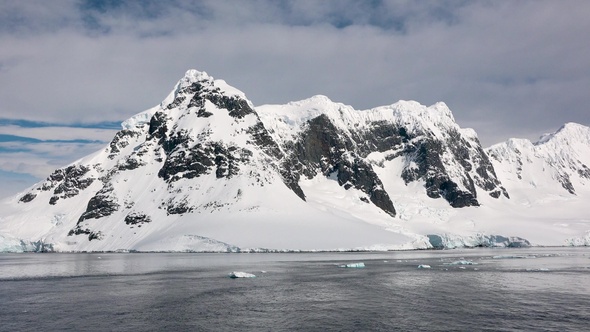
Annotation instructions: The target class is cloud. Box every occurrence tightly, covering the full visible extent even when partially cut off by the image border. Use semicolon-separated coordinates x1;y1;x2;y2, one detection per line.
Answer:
0;139;106;177
0;122;115;197
0;169;40;199
0;125;117;142
1;0;590;197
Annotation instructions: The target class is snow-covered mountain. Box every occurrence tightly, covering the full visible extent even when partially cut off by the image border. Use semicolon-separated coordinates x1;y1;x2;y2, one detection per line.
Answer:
1;69;589;252
487;123;590;198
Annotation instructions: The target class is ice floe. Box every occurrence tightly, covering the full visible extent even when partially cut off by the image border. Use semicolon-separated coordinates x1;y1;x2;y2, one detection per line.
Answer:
445;260;478;265
339;262;365;268
228;271;256;278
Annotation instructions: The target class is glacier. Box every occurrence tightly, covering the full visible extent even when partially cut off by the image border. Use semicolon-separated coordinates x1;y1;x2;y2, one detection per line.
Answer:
1;69;589;252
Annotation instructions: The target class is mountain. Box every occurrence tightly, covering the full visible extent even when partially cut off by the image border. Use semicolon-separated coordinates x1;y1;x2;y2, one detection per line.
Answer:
1;70;589;252
487;123;590;197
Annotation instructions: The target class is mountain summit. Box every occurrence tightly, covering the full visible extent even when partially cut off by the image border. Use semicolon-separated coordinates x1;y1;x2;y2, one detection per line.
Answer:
2;70;589;252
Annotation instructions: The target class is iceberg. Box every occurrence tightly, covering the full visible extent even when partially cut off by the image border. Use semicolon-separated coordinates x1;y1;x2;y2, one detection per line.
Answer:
339;262;365;268
417;264;431;269
228;271;256;278
445;260;478;265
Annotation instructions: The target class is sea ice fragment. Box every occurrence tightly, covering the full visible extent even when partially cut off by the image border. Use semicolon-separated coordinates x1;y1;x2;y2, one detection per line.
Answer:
445;260;477;265
228;271;256;278
339;262;365;268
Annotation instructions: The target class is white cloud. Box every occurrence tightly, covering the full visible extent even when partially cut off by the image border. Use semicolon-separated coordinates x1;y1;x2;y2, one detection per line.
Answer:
0;125;118;142
0;141;106;177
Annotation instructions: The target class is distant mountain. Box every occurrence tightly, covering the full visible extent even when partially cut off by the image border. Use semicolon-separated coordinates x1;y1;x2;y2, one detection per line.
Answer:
487;123;590;197
1;70;589;252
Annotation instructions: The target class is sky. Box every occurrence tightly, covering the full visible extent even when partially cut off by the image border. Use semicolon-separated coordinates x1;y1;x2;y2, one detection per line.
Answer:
1;0;589;199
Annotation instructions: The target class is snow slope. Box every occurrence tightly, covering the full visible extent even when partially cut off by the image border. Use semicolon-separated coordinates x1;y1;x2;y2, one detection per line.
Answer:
1;69;589;252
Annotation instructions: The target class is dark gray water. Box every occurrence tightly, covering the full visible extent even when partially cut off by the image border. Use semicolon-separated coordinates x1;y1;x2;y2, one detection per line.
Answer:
1;248;589;331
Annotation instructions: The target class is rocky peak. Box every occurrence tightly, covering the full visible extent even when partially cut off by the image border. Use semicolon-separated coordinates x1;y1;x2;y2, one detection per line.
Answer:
176;69;249;101
259;98;508;208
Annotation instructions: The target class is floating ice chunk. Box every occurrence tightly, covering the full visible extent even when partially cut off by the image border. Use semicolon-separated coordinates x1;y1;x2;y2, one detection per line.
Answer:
339;262;365;268
417;264;431;269
525;268;550;272
445;260;477;265
228;271;256;278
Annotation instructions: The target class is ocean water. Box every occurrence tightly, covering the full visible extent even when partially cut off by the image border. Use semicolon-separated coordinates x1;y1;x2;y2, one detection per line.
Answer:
1;248;589;331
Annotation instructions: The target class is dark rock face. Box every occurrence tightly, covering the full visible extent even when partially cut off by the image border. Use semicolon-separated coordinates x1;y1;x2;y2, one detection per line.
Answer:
68;184;119;241
107;129;140;159
247;122;283;160
335;157;396;216
76;184;119;223
295;115;352;175
158;142;251;182
287;115;397;217
579;164;590;179
148;111;171;146
395;127;511;207
117;156;146;171
125;212;152;225
401;138;479;208
459;138;509;199
39;165;95;205
164;197;194;215
19;192;37;203
68;227;103;241
353;120;405;155
171;81;256;119
558;172;576;194
437;180;480;208
207;94;254;119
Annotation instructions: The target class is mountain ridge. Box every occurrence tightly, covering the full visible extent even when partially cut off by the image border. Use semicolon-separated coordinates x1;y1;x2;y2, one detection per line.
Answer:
1;69;589;252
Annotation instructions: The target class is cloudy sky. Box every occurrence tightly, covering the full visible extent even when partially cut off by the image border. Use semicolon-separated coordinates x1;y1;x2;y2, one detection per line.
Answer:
1;0;589;198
